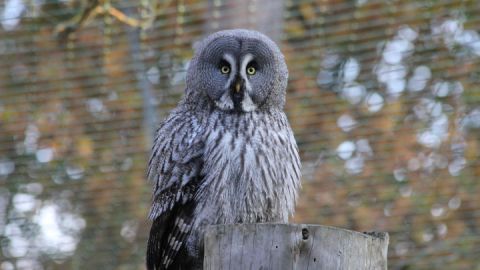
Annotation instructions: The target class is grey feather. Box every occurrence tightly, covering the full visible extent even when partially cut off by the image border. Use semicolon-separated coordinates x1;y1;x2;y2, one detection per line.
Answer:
147;29;301;270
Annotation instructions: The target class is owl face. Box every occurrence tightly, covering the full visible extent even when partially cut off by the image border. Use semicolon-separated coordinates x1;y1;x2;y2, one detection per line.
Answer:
187;30;288;112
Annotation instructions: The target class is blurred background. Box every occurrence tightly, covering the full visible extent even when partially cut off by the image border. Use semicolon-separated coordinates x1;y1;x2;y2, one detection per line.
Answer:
0;0;479;269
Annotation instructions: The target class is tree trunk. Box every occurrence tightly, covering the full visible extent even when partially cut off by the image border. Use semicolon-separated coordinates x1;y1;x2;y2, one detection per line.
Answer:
206;0;284;42
204;223;389;270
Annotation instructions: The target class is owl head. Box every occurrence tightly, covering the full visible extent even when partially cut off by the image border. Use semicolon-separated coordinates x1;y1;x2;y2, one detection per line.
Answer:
186;29;288;112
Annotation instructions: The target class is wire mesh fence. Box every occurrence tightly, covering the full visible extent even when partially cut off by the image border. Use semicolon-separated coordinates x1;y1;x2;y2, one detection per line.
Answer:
0;0;479;269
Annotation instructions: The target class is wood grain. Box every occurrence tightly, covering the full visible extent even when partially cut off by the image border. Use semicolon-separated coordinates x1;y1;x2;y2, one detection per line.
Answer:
204;224;389;270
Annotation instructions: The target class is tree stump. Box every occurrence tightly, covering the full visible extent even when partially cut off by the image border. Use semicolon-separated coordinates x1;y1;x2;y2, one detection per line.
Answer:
204;223;389;270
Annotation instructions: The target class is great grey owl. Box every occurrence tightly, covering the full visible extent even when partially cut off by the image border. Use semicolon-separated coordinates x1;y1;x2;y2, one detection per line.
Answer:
146;29;301;270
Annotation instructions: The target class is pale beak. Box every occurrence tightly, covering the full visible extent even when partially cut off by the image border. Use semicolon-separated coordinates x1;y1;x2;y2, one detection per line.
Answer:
235;82;241;93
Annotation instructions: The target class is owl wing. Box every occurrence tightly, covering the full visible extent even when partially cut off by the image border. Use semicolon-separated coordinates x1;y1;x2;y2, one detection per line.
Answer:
146;111;205;270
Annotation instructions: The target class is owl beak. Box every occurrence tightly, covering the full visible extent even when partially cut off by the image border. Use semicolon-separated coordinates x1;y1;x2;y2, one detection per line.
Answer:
230;76;245;111
230;76;245;95
235;82;241;93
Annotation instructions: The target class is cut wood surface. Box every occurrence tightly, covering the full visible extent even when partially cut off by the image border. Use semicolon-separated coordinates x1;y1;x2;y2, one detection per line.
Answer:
204;223;389;270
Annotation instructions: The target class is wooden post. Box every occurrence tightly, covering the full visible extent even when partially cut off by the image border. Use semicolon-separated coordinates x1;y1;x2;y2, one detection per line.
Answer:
204;224;389;270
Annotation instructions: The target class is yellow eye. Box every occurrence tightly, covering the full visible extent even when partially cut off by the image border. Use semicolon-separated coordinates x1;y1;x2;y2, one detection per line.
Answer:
247;66;256;75
221;65;230;74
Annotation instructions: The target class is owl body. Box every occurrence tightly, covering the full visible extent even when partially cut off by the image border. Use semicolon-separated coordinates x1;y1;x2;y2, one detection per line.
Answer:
198;109;299;225
147;29;301;270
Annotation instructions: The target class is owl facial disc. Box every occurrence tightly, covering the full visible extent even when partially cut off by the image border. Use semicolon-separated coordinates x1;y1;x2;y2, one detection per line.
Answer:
215;53;257;112
188;29;288;113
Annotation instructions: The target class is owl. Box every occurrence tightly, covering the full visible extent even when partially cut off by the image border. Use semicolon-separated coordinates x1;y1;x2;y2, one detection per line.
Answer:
146;29;301;270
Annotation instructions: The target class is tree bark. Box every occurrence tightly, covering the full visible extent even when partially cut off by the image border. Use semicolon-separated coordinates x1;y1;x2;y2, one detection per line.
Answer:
204;223;389;270
206;0;284;42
